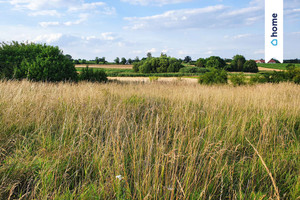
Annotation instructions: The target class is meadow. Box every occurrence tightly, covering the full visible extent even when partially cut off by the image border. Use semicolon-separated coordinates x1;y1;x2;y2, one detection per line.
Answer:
0;80;299;199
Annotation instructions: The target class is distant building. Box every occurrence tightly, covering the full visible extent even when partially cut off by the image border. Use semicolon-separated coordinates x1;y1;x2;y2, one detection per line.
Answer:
267;59;277;64
255;59;265;63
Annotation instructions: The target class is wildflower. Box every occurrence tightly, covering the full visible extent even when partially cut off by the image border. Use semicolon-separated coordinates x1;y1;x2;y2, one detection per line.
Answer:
116;175;123;180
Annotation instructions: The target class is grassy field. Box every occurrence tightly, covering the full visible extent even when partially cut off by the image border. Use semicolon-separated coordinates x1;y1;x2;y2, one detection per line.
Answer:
257;63;300;70
0;81;299;199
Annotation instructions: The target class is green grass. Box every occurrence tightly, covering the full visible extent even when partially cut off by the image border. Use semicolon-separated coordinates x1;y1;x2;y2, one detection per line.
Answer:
257;63;300;70
0;81;299;199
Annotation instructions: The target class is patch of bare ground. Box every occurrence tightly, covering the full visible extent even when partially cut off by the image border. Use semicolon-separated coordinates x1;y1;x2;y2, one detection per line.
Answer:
258;67;283;71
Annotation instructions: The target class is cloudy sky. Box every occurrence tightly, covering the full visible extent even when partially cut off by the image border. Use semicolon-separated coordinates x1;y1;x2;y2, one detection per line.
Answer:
0;0;299;61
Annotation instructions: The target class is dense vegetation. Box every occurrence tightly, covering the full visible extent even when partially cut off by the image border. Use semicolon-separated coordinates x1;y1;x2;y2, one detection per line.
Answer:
0;81;299;199
79;66;108;82
0;42;78;81
0;42;108;82
133;55;184;73
251;64;300;84
198;68;228;85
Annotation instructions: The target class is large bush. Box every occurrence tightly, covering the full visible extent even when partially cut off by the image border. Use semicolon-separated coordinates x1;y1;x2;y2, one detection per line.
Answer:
0;42;78;81
133;56;184;73
243;60;258;73
79;66;107;82
198;69;228;85
230;73;246;86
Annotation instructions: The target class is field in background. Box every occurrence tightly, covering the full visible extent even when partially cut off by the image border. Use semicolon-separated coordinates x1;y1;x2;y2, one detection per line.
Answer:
0;81;299;199
75;63;300;78
257;63;300;70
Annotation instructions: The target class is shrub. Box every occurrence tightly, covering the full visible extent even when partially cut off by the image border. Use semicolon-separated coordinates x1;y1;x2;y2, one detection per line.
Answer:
243;60;258;73
198;69;228;85
179;66;209;74
231;73;246;86
79;66;108;82
0;41;78;81
249;75;267;84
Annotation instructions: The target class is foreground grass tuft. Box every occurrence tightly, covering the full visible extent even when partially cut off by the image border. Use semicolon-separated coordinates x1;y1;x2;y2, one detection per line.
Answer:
0;80;299;199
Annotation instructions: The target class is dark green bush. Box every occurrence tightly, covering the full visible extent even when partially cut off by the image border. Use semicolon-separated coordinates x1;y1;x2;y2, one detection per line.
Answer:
79;66;107;82
198;69;228;85
243;60;258;73
0;41;78;81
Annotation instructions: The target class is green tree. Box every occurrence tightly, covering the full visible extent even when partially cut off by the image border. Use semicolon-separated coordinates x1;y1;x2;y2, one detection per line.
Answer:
0;41;77;81
230;55;246;71
184;56;192;63
205;56;226;69
195;58;206;68
147;52;152;58
134;56;140;63
114;57;120;64
95;57;100;64
243;60;258;73
121;57;127;65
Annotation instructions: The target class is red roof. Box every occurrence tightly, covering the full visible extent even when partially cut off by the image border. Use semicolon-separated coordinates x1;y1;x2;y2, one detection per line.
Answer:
268;59;276;63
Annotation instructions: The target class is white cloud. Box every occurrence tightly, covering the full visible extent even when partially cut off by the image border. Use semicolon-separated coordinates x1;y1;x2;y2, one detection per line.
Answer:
33;33;62;43
121;0;192;6
39;21;60;27
101;32;118;41
223;6;261;16
7;0;115;16
63;13;88;26
9;0;79;11
124;5;227;30
147;48;157;53
39;13;88;27
28;10;61;17
68;2;116;15
205;50;213;55
232;34;252;39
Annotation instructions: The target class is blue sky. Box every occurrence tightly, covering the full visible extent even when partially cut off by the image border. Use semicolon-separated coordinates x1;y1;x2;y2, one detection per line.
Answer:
0;0;299;61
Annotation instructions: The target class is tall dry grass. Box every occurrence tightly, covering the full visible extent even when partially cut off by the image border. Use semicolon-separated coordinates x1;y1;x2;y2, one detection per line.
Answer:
0;80;299;199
